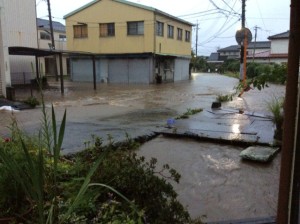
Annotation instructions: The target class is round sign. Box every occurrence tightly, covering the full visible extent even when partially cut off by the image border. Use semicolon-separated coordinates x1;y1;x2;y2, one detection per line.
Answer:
235;28;253;45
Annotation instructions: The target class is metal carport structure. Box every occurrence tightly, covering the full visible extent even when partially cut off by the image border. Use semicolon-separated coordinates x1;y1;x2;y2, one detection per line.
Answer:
8;46;97;94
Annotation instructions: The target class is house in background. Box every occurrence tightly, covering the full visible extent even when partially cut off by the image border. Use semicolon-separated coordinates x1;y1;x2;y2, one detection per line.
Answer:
216;41;271;63
0;0;37;97
268;31;289;64
64;0;193;84
37;18;69;77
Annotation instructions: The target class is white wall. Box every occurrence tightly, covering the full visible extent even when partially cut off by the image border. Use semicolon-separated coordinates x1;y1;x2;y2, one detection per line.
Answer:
271;39;289;54
0;0;37;95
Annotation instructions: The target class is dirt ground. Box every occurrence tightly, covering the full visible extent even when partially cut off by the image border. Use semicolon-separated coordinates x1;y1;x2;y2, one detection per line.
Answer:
0;73;285;222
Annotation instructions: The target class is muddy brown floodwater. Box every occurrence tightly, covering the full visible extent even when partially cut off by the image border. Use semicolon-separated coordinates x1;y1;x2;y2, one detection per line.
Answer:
0;73;285;222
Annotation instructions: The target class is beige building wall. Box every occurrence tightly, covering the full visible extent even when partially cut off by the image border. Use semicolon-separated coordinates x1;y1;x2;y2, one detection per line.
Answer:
65;0;192;56
155;14;192;56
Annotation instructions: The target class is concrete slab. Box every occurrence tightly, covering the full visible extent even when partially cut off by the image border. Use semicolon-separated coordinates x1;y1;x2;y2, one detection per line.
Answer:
240;146;280;162
159;108;276;146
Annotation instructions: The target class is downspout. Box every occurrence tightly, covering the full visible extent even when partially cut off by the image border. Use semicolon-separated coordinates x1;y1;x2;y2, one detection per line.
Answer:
153;12;157;83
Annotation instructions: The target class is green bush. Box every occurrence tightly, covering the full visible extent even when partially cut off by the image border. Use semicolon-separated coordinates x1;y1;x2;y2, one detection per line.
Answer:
0;112;192;223
72;140;191;224
24;96;40;108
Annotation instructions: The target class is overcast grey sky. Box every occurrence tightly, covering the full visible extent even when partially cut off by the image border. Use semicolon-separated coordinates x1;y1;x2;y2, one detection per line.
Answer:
36;0;290;56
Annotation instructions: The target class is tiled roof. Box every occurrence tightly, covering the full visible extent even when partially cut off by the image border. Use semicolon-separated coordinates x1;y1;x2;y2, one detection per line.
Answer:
268;31;289;40
207;53;220;61
37;18;65;33
63;0;193;26
218;45;239;52
218;41;271;53
247;50;270;58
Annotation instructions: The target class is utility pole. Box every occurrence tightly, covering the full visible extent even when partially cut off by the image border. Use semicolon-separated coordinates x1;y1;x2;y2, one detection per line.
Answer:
239;0;246;81
252;25;260;62
195;21;199;56
46;0;59;81
46;0;55;50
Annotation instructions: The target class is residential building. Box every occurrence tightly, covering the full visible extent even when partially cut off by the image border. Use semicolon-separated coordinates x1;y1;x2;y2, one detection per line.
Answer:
217;41;271;62
0;0;37;97
37;18;69;76
64;0;193;84
268;31;289;64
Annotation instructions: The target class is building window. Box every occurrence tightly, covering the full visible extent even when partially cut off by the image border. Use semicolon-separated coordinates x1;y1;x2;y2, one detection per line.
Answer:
185;30;190;42
99;23;115;37
59;34;66;41
177;28;183;40
127;21;144;35
156;21;164;36
167;25;174;38
40;32;50;40
73;24;88;38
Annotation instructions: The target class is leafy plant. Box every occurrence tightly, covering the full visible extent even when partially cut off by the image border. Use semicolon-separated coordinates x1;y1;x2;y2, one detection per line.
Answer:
24;96;40;108
267;97;284;140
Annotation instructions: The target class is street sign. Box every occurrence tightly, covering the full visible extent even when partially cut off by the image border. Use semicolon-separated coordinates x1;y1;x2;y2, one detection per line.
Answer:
235;28;253;45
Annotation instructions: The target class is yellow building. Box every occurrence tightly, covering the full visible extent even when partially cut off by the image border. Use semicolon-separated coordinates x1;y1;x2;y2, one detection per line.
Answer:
64;0;193;84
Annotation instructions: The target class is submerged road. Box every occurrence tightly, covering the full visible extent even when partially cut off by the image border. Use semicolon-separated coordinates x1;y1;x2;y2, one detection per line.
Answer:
0;73;285;222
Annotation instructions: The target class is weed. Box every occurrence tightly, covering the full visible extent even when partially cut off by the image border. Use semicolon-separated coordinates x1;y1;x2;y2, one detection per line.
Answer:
176;108;203;119
216;94;233;102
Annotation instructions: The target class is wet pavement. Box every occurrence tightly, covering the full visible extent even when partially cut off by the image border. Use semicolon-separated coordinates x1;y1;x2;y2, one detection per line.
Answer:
160;107;275;146
0;73;285;222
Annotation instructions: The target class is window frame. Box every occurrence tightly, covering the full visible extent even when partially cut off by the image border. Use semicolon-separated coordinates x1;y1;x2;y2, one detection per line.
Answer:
40;31;51;40
177;28;183;41
99;23;115;37
127;21;144;35
167;25;174;39
185;30;191;42
156;21;164;37
73;24;88;38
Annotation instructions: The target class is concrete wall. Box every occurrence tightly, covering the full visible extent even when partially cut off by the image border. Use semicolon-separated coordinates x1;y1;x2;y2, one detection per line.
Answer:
0;0;37;95
271;39;289;54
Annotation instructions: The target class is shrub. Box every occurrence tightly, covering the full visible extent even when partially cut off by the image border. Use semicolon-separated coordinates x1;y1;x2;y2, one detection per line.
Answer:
24;96;40;108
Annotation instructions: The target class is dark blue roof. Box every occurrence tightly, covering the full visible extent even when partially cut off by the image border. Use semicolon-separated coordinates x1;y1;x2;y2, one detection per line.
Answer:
268;31;289;40
37;18;65;33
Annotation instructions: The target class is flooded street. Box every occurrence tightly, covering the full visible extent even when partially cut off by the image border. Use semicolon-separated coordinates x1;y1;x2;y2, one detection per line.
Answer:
0;73;285;222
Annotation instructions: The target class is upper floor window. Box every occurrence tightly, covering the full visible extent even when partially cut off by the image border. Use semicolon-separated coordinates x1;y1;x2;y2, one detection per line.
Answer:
40;32;50;40
127;21;144;35
156;21;164;36
177;28;183;40
167;25;174;38
100;23;115;37
59;34;66;41
185;30;190;42
73;24;88;38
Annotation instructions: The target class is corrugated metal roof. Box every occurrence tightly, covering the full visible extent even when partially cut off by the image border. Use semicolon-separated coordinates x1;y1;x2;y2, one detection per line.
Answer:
63;0;194;26
37;18;65;33
268;31;289;40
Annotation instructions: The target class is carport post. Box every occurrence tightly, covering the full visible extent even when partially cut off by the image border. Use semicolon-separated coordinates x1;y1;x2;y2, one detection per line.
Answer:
59;53;64;95
35;56;40;80
92;55;96;90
